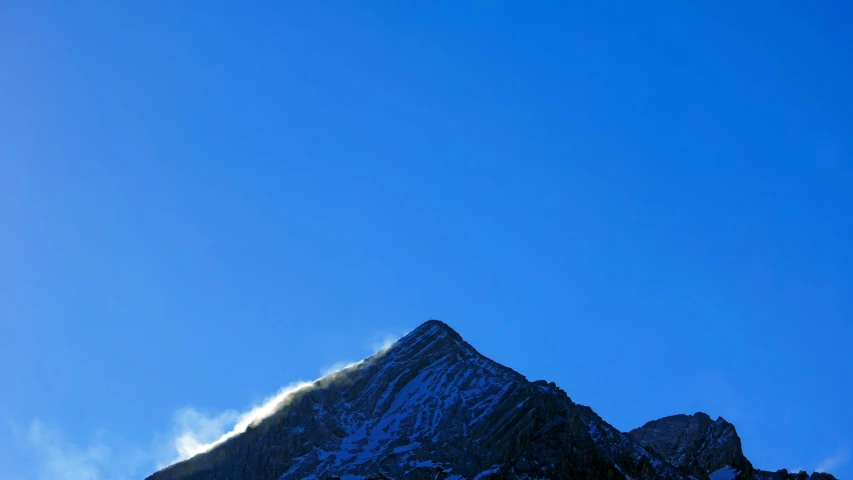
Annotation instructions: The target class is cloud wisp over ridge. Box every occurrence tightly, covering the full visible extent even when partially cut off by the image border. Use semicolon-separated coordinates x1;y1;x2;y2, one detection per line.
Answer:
160;329;407;467
166;381;314;465
18;419;151;480
24;419;110;480
816;448;850;474
17;329;408;479
14;327;848;479
317;330;405;379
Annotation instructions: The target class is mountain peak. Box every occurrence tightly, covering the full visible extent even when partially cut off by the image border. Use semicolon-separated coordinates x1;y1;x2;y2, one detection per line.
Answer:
146;320;837;480
693;411;713;422
629;411;750;476
377;319;468;363
409;319;464;342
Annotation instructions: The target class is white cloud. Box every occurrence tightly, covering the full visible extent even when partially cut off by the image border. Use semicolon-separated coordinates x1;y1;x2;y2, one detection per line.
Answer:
164;381;315;465
24;419;112;480
162;330;407;465
319;360;360;377
20;329;411;478
20;419;156;480
370;331;405;354
21;386;321;479
168;408;240;463
318;330;407;379
816;448;849;473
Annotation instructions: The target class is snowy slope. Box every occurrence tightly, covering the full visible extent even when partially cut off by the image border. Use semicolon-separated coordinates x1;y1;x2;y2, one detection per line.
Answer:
145;320;837;480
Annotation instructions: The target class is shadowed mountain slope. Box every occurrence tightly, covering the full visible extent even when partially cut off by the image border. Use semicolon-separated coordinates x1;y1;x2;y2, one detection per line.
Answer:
146;320;836;480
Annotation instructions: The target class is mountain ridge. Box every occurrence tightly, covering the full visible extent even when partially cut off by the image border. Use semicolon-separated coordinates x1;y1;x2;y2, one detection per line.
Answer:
146;320;837;480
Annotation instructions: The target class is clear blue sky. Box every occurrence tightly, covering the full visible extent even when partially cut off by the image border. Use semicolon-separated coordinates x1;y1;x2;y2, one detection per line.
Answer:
2;2;851;479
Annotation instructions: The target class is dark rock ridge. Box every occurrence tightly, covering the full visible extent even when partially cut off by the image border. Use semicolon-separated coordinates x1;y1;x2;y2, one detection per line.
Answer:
629;413;751;476
146;320;837;480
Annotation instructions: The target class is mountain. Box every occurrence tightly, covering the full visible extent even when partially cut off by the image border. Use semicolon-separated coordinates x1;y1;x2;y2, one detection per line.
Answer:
146;320;837;480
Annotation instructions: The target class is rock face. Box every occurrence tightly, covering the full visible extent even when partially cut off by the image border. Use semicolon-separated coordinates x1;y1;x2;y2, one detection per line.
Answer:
629;413;751;477
145;320;837;480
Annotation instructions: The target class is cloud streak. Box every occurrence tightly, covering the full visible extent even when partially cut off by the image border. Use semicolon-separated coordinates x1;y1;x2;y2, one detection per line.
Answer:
371;333;401;354
162;329;407;466
319;360;361;378
816;448;849;474
318;330;405;379
164;381;315;466
26;419;109;480
169;408;240;462
19;329;409;479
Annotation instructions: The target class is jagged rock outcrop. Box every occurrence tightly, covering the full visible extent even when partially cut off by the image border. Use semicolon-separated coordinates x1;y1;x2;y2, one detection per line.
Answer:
145;320;837;480
629;413;751;477
627;413;836;480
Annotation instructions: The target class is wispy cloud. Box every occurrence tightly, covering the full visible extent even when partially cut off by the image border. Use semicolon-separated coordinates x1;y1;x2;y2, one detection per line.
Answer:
816;448;849;474
168;408;240;463
161;330;407;465
20;387;320;479
319;360;362;377
370;331;405;354
26;419;109;480
159;330;408;467
318;330;406;378
20;419;158;480
19;329;410;478
164;381;314;465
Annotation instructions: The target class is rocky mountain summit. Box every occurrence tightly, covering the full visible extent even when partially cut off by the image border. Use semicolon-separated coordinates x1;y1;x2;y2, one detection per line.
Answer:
146;320;837;480
629;413;750;476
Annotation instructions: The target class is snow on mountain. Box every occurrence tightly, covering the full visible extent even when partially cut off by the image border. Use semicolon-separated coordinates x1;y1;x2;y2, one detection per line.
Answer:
711;467;740;480
145;320;837;480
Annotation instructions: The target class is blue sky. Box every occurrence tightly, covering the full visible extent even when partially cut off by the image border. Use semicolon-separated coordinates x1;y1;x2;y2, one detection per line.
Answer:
1;1;851;479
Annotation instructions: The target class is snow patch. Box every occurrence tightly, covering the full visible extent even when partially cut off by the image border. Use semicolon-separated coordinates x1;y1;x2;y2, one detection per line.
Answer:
474;464;503;479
